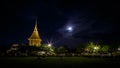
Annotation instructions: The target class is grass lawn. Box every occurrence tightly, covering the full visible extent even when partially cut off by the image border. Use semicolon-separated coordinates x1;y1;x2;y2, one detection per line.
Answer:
0;57;120;68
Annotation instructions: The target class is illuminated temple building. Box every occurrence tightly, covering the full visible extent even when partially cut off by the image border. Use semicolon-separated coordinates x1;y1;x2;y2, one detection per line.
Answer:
28;20;42;47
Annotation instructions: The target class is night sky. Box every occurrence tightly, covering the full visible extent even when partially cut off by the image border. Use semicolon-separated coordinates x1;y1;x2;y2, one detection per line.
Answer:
1;0;120;48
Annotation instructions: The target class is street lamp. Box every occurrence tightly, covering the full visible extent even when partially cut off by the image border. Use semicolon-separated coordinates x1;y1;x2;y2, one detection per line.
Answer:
94;46;100;53
94;46;99;50
48;43;52;47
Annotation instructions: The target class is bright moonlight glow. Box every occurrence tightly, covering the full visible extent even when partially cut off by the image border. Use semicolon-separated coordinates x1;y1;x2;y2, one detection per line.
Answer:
67;26;73;32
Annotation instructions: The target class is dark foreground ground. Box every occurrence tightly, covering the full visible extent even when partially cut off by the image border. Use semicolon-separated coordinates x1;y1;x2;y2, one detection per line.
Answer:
0;57;120;68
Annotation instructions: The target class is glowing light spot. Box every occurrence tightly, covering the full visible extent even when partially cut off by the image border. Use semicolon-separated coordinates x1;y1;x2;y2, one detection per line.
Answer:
48;43;52;47
66;26;73;32
94;46;99;50
118;48;120;50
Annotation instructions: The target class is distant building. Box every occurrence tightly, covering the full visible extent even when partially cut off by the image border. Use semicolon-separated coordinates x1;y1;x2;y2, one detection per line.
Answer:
6;44;19;56
28;19;42;47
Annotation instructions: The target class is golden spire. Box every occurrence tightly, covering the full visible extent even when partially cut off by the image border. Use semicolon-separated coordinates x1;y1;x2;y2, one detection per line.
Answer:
35;18;37;28
28;19;42;47
34;18;38;31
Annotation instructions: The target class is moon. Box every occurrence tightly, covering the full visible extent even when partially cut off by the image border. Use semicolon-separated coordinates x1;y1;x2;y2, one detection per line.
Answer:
66;26;73;32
